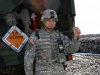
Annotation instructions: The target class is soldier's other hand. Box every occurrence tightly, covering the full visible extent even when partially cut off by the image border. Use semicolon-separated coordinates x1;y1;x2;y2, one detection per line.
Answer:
72;27;81;40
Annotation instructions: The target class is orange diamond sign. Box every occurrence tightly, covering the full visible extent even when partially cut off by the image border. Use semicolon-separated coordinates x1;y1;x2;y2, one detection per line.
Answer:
2;26;28;52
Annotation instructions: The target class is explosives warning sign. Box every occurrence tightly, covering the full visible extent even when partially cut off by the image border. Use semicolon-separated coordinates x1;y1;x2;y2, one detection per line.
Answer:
2;26;29;52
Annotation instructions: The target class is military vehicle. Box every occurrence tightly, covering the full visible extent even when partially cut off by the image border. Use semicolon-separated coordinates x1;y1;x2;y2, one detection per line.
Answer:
0;0;76;75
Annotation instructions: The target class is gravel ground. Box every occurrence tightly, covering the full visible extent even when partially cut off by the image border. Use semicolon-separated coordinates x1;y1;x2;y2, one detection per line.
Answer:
65;53;100;75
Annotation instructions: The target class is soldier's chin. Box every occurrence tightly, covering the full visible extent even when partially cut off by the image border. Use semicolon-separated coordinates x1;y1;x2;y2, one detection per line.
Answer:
45;26;55;30
46;27;54;30
48;26;55;29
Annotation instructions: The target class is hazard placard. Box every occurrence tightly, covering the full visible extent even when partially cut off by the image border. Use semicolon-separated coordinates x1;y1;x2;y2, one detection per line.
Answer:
2;26;29;52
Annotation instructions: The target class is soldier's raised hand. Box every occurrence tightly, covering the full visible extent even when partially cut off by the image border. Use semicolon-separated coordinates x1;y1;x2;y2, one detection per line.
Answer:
73;27;81;40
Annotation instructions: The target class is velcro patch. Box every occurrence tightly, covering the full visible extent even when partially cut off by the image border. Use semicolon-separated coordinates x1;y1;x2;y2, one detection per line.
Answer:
29;38;35;45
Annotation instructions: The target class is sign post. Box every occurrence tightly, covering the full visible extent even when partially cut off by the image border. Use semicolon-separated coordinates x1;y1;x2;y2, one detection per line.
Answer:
2;26;29;52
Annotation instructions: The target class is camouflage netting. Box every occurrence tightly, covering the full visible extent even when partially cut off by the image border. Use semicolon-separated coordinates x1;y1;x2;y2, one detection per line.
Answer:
65;54;100;75
77;37;100;54
64;37;100;75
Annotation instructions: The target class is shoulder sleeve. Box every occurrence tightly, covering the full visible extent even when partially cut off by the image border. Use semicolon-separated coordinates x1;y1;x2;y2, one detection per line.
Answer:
25;31;38;50
60;33;80;55
24;31;37;75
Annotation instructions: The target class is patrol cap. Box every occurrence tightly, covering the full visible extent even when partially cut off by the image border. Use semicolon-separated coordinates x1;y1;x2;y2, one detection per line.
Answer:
41;9;58;22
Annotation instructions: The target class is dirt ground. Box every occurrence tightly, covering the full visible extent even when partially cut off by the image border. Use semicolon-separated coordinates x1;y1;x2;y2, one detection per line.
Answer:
65;54;100;75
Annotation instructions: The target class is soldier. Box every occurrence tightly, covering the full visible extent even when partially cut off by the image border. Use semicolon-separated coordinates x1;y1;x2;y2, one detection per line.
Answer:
24;9;81;75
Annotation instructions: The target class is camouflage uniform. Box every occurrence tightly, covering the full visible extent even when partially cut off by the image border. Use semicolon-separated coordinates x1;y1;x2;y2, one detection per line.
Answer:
24;9;80;75
4;8;31;26
4;7;33;34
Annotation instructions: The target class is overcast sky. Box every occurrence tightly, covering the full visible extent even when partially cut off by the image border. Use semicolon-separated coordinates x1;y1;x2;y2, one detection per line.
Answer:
74;0;100;35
